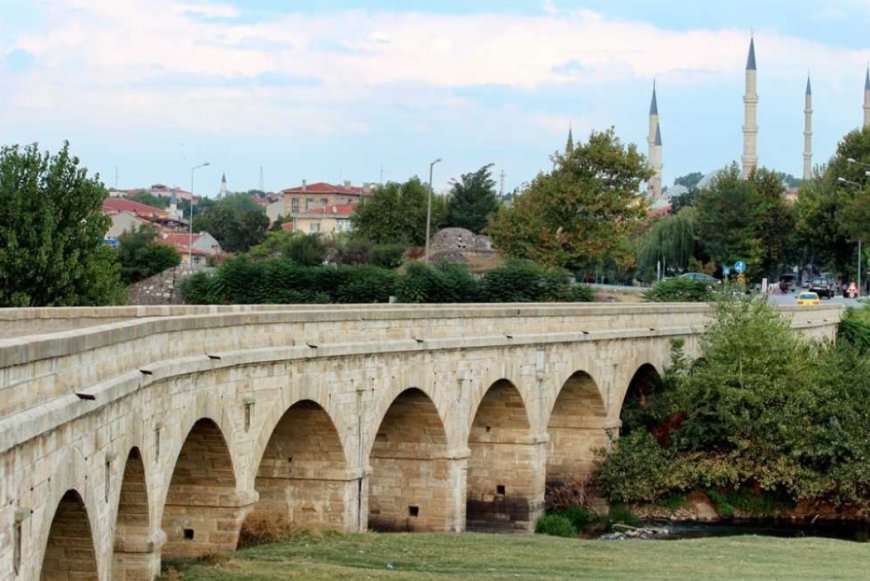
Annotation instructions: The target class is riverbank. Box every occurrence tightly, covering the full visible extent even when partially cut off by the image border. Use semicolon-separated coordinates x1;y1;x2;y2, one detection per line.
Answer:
160;531;870;580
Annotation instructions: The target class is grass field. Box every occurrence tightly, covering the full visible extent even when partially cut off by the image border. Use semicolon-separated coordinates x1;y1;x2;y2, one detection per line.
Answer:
162;531;870;580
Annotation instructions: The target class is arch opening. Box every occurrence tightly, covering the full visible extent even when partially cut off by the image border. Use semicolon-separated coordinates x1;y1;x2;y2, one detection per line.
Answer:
546;371;608;496
247;400;349;534
466;380;542;532
41;489;98;581
368;388;451;532
161;418;241;559
620;363;665;438
112;447;155;579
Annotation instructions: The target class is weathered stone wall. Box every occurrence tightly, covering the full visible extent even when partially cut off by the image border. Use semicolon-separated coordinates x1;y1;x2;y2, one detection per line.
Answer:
0;303;842;580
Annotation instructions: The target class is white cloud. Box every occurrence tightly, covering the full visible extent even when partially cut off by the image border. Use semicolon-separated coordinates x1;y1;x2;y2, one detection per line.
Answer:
2;0;869;137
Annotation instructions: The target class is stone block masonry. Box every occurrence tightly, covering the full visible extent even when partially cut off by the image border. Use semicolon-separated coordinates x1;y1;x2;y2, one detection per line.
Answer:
0;303;842;579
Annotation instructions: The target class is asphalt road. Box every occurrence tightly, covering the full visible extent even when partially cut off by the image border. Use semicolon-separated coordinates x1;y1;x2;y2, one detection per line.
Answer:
765;292;865;308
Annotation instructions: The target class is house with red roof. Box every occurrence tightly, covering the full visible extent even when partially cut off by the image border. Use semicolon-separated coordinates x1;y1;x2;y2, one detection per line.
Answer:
287;203;357;235
160;232;223;266
266;180;370;225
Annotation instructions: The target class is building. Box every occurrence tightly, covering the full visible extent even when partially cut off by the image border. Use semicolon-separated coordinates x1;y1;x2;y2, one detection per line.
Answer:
267;181;370;223
109;184;198;203
160;232;223;267
285;203;356;235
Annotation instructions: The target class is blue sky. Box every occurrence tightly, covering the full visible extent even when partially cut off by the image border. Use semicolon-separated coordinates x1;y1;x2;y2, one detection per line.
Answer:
1;0;868;196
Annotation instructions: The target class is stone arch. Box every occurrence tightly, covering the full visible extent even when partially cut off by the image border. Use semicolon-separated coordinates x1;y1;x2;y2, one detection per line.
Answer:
368;388;454;532
248;400;350;532
466;379;544;532
112;447;154;580
546;370;608;490
40;489;98;581
161;418;244;559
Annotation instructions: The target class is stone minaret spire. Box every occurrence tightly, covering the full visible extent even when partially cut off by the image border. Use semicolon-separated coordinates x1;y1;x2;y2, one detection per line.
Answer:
864;67;870;128
803;75;813;181
219;173;228;199
647;81;663;199
742;36;759;178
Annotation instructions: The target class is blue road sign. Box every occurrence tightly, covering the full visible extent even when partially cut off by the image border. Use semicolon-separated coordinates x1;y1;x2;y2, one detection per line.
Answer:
734;260;746;274
723;266;731;276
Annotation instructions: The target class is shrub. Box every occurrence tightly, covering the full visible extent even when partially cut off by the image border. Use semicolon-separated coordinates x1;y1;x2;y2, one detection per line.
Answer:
607;505;641;527
371;243;407;269
480;260;588;303
332;265;398;303
558;506;596;531
396;261;478;303
839;307;870;352
179;270;215;304
593;431;677;503
335;238;374;265
534;513;576;537
286;233;328;266
643;277;713;302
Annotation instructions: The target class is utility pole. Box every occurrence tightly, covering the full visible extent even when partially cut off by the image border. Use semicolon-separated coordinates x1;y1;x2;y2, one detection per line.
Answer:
499;169;505;197
259;166;264;192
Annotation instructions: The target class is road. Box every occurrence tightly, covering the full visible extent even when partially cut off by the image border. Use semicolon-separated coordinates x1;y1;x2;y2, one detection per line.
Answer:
765;292;864;308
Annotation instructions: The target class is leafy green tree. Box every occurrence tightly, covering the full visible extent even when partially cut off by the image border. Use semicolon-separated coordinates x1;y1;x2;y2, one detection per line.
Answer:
116;225;180;284
0;142;125;306
487;129;651;270
125;191;167;208
445;164;499;233
673;171;705;190
638;207;698;273
694;164;794;277
351;177;446;245
285;233;328;266
192;192;269;253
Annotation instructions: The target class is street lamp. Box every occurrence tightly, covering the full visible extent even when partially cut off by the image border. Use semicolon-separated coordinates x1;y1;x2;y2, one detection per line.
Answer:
189;162;210;267
424;157;442;263
837;176;865;297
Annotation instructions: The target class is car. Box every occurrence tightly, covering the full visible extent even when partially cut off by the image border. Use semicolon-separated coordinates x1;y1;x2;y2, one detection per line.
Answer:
779;273;796;292
809;277;834;299
796;291;820;306
679;272;720;284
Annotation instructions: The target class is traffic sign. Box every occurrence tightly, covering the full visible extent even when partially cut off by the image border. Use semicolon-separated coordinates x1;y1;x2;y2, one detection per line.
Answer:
723;266;731;276
734;260;746;274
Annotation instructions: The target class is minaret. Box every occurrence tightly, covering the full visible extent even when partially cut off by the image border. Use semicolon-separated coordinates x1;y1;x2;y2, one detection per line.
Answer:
864;67;870;128
219;173;228;198
803;76;812;181
565;124;574;154
647;82;663;199
742;36;759;178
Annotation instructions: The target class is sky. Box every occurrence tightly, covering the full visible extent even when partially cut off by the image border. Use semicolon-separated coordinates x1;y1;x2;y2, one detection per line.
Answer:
1;0;869;196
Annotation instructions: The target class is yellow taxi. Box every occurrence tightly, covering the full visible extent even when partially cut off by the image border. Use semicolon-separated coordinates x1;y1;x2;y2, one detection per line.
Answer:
796;291;820;306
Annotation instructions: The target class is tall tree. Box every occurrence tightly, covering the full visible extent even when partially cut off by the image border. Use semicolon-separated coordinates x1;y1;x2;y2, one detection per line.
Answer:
116;225;180;284
444;164;499;233
486;128;651;270
638;207;698;273
0;142;125;306
192;192;269;253
350;177;446;245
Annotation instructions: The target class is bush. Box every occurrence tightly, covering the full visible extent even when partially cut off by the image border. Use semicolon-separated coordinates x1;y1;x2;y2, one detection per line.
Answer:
117;226;181;284
396;261;479;303
285;233;328;266
371;243;407;269
534;513;576;537
643;277;713;302
607;505;641;527
334;238;374;265
480;260;590;303
179;270;217;304
557;506;596;531
593;431;677;504
839;307;870;352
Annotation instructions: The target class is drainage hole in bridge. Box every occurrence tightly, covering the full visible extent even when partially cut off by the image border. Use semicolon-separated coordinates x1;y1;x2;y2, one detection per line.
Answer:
408;506;420;517
287;456;293;463
183;528;195;541
496;485;506;495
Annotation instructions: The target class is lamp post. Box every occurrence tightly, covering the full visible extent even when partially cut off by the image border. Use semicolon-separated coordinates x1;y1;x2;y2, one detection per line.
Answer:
424;157;442;263
837;176;865;297
189;162;210;267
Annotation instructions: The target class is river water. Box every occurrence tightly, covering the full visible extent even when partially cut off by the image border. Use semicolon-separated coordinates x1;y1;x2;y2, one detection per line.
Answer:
644;520;870;543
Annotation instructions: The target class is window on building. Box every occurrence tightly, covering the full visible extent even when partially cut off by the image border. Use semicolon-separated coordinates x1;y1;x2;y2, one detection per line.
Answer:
291;198;299;214
310;223;321;233
306;198;314;210
320;198;328;207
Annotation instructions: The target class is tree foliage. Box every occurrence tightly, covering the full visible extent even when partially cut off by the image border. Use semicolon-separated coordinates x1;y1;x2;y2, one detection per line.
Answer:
192;193;269;253
694;164;794;277
486;129;650;271
117;225;180;284
445;164;500;233
638;208;698;273
351;178;446;246
0;142;125;306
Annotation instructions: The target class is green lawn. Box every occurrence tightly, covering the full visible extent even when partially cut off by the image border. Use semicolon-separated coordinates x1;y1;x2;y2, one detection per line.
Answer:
162;531;870;580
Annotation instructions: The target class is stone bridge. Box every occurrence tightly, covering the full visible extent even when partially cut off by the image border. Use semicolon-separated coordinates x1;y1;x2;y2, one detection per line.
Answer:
0;303;841;580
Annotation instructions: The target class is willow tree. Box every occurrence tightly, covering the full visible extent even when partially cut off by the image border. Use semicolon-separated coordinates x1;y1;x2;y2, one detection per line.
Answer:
487;129;651;270
638;207;698;273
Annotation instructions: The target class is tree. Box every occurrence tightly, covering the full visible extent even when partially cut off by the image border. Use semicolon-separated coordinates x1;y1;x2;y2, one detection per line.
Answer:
674;171;704;190
192;193;269;253
116;225;180;284
638;207;698;273
350;177;446;245
0;142;125;306
486;128;651;270
694;163;794;277
444;164;500;233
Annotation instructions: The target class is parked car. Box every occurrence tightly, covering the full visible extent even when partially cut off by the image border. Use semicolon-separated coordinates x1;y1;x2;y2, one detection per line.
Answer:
796;291;821;306
809;277;834;299
779;273;796;292
679;273;720;284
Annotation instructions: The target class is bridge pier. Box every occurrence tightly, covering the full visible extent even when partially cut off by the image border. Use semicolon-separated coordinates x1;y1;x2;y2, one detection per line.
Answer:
111;529;164;581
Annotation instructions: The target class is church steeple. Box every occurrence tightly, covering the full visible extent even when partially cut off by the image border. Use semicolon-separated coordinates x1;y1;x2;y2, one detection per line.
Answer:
742;35;759;177
803;75;813;181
